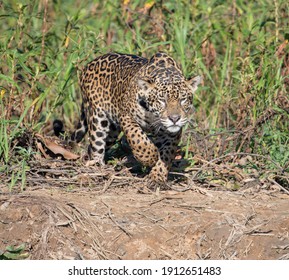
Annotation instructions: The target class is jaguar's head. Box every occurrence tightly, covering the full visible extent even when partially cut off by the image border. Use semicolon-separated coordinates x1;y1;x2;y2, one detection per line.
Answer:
137;71;202;134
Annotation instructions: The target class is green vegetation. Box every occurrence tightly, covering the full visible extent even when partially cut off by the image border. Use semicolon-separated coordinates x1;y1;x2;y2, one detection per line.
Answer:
1;0;288;189
0;243;29;259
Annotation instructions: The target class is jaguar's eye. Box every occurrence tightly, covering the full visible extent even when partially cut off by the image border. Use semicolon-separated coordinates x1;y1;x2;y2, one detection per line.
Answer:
180;98;187;106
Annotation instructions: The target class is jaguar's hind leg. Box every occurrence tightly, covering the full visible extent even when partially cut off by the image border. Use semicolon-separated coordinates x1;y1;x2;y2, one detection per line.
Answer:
86;108;111;166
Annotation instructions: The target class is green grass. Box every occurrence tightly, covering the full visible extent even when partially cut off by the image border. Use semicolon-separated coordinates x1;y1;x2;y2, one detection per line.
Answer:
1;0;289;189
0;243;29;260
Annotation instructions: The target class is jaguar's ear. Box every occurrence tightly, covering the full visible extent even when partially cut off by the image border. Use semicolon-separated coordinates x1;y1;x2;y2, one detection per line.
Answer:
137;78;154;91
186;75;202;93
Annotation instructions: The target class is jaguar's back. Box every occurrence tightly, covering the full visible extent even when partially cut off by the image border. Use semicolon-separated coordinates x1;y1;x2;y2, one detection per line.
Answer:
80;53;148;118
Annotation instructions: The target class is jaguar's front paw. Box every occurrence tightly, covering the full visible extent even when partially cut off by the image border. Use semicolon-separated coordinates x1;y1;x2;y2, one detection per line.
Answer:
147;161;169;190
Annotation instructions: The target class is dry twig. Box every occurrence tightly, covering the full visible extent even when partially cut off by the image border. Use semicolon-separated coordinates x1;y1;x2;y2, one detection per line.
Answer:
102;200;133;237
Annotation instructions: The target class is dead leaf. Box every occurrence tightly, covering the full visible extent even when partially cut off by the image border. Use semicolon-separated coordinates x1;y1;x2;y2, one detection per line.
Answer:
36;141;50;159
35;134;79;160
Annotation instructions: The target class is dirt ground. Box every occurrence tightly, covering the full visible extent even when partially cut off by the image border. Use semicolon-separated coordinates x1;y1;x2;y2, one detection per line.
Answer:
1;160;289;260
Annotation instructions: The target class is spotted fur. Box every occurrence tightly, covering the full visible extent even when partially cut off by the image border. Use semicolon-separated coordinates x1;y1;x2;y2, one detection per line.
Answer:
72;52;201;186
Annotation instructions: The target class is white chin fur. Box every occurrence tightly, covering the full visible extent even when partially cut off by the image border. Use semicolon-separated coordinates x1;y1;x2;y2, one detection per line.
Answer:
166;125;181;133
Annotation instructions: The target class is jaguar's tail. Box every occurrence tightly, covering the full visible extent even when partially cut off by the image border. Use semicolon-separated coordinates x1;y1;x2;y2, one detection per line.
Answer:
53;103;88;143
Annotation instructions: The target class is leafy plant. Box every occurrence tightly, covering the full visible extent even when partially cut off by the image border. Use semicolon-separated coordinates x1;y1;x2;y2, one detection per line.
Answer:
0;243;29;260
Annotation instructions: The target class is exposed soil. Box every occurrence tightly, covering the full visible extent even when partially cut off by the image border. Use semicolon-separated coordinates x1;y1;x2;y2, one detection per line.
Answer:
1;161;289;260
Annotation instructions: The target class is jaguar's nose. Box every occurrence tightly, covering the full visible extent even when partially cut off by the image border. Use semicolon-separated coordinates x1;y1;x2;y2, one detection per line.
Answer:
168;114;181;124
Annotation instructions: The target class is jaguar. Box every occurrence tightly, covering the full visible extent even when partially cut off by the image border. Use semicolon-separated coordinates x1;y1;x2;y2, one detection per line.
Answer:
71;52;201;186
